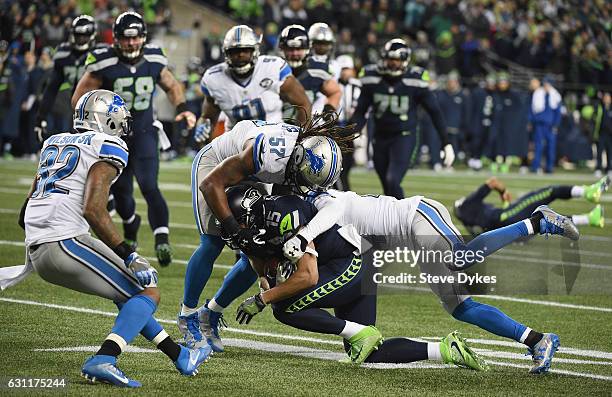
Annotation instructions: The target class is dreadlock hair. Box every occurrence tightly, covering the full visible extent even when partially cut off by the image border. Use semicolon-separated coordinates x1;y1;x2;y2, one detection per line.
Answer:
285;107;360;152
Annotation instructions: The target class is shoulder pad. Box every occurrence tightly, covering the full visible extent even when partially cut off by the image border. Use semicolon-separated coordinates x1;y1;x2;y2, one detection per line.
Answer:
360;66;381;85
204;63;225;77
96;134;129;170
348;77;362;86
408;66;430;82
53;43;72;61
307;58;331;73
307;68;332;81
143;44;167;66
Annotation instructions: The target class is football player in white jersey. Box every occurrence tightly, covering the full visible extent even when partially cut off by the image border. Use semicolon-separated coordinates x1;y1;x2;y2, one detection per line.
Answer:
193;25;311;144
178;113;354;352
15;90;211;387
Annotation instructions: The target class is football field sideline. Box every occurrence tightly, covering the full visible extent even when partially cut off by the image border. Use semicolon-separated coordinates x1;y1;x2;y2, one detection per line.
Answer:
1;296;611;382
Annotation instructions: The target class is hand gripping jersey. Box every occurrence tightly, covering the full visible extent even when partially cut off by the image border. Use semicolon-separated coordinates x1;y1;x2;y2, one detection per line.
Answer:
25;131;128;246
306;189;423;236
200;55;292;130
84;44;167;156
260;195;357;265
209;120;300;184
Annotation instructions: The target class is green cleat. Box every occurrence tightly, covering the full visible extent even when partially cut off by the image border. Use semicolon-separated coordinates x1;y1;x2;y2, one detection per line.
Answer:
588;205;604;228
156;243;173;267
440;331;489;371
124;239;138;251
346;325;384;365
584;176;610;204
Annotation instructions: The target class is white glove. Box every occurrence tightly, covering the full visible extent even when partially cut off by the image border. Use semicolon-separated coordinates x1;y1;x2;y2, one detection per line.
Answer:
194;118;211;143
441;144;455;168
282;234;308;263
125;253;158;288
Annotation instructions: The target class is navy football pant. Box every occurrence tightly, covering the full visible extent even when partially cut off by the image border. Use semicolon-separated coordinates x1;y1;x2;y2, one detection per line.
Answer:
272;256;428;363
372;133;418;199
496;185;571;227
111;155;169;233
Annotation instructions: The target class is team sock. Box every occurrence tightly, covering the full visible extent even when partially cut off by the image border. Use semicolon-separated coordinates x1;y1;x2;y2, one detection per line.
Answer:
109;295;157;347
524;330;544;348
365;338;429;363
97;339;122;357
427;342;442;361
571;214;589;225
207;298;226;313
182;234;225;308
571;185;585;198
452;298;527;343
339;321;366;339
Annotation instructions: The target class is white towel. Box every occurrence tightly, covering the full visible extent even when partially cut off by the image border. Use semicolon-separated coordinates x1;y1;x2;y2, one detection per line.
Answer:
0;263;33;290
532;86;561;114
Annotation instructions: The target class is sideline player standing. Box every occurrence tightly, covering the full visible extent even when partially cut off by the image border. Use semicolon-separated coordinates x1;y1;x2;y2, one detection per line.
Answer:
15;90;210;388
193;25;311;144
72;12;196;266
35;15;103;141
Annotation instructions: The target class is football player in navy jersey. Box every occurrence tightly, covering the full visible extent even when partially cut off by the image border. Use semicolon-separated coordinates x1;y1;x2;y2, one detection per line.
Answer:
279;25;341;117
35;15;104;141
350;39;455;199
72;12;196;266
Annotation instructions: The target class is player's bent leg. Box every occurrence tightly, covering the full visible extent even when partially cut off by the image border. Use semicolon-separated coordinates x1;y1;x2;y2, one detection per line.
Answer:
200;253;258;352
179;234;225;348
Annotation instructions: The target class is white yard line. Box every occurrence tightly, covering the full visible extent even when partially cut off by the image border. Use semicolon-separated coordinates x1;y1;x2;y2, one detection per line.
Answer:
2;297;612;381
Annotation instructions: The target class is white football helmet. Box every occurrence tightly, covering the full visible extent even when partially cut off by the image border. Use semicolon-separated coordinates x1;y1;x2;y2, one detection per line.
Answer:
73;90;132;137
223;25;261;75
287;136;343;194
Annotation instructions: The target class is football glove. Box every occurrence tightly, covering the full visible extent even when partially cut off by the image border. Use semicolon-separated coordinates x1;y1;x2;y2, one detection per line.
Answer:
225;227;267;255
236;293;266;324
194;118;211;143
125;253;158;288
441;144;455;168
282;234;308;263
34;119;48;143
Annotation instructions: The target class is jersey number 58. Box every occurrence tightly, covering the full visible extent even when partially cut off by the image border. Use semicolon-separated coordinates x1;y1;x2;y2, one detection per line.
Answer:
114;76;154;111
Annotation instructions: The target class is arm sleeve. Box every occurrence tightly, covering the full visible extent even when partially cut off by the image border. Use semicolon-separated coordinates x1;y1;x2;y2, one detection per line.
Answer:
465;183;491;205
298;193;346;243
36;66;63;120
420;89;449;146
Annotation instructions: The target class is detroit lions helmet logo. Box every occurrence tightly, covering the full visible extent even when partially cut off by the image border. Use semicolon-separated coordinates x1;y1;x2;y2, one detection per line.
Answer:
107;94;126;116
304;148;325;175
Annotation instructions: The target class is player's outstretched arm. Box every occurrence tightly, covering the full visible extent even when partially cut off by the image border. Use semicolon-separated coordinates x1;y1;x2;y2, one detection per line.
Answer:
83;162;125;249
159;67;196;129
280;75;311;125
201;143;256;227
71;71;103;109
320;78;342;110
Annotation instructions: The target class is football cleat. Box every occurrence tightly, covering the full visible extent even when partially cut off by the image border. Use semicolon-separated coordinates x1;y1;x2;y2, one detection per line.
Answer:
584;176;610;204
440;331;489;371
588;205;604;228
528;333;560;374
532;205;579;241
346;325;384;365
156;243;173;267
81;355;141;388
178;303;205;349
174;344;213;376
199;302;227;353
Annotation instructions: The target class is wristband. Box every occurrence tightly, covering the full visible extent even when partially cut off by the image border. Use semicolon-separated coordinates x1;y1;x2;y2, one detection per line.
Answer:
113;241;135;261
176;102;188;114
221;215;240;235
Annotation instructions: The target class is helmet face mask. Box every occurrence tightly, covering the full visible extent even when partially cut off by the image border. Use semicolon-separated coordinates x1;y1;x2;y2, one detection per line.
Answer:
379;38;411;77
308;22;334;57
287;136;343;195
279;25;309;69
223;25;260;76
70;15;97;52
113;12;147;62
73;90;132;137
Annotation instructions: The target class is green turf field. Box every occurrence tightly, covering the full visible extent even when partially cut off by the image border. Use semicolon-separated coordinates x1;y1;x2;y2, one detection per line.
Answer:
0;158;610;396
